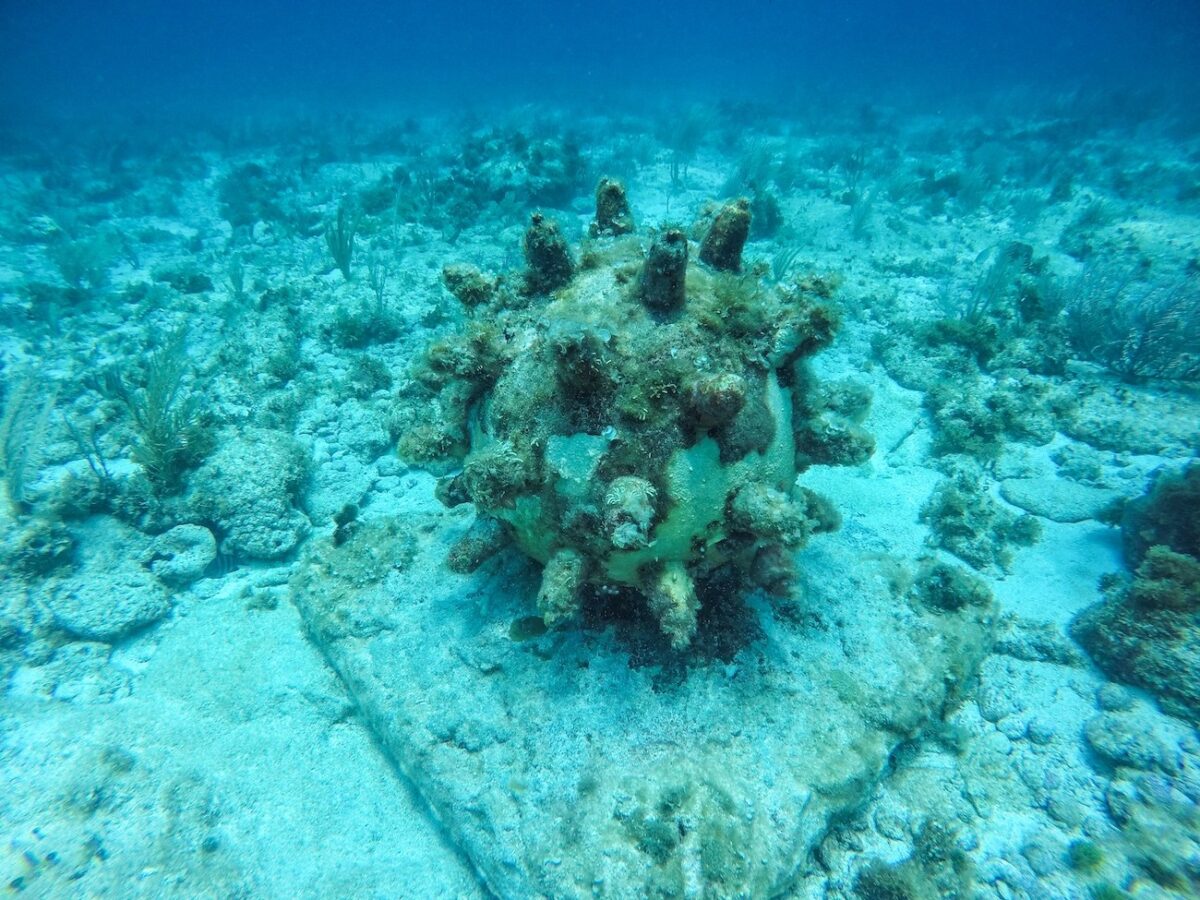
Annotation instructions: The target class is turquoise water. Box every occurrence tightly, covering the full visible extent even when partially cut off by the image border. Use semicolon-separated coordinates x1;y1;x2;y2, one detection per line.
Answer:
1;3;1198;898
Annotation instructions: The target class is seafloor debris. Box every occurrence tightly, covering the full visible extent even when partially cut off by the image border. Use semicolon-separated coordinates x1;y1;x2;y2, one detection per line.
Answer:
399;181;870;647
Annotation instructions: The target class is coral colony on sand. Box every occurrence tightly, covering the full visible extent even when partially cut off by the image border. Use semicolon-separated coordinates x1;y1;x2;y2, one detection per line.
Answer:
398;181;866;648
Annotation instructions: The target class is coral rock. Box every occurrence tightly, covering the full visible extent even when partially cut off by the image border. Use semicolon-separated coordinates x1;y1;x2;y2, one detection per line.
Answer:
442;263;497;308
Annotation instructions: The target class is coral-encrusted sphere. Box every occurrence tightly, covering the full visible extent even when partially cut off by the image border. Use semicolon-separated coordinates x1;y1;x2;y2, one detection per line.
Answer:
398;183;869;648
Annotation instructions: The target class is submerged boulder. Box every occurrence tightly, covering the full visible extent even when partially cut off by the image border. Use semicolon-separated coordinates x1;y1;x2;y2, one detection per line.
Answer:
1072;463;1200;724
189;429;310;561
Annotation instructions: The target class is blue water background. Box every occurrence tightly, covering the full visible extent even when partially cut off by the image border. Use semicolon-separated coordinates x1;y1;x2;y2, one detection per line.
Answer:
2;0;1199;121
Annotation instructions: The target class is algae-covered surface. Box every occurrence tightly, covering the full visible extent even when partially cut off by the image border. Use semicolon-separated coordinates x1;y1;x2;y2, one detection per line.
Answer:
3;6;1200;897
291;482;994;897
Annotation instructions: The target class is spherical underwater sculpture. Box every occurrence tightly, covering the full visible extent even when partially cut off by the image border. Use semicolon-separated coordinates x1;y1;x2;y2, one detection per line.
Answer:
399;180;872;649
